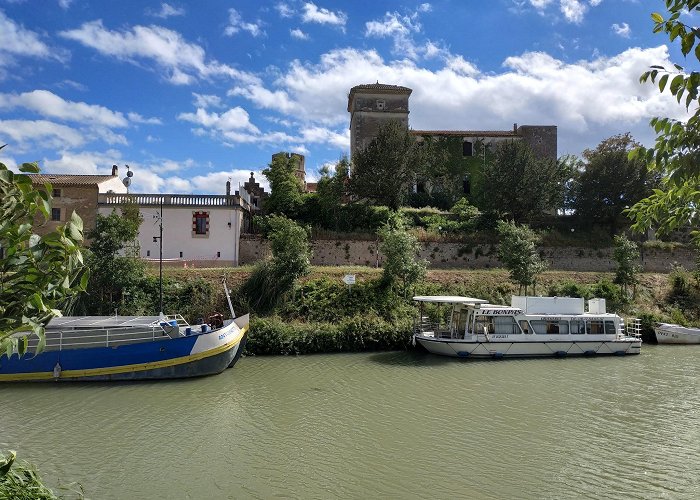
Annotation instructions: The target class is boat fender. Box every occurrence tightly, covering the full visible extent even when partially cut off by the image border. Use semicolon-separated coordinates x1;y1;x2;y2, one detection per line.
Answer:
201;324;209;333
53;362;62;379
457;351;470;358
554;351;567;357
584;350;596;356
185;327;192;336
492;352;504;359
614;350;626;356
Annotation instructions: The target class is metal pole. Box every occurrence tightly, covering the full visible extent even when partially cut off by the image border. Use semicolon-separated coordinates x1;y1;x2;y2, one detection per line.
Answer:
159;196;163;314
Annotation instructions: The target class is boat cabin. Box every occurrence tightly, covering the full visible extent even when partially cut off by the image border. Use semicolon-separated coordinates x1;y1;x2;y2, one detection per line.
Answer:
414;295;624;340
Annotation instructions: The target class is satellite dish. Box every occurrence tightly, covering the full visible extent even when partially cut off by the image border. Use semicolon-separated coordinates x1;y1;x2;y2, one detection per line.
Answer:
123;177;132;188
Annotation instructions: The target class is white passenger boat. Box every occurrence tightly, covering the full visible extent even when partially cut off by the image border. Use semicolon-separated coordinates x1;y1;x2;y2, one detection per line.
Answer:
413;295;641;359
654;323;700;344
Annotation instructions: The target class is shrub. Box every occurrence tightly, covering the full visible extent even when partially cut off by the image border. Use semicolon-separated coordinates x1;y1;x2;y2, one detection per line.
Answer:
669;263;690;300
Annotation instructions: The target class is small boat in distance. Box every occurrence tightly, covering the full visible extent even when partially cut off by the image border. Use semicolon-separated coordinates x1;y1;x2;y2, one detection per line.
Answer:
413;295;641;359
655;323;700;344
0;312;249;382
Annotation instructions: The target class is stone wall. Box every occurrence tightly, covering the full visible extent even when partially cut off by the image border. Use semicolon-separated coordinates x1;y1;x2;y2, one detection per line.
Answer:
239;235;696;273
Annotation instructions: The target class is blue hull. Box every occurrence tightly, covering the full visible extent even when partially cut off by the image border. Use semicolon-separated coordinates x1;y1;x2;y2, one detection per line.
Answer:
0;320;248;382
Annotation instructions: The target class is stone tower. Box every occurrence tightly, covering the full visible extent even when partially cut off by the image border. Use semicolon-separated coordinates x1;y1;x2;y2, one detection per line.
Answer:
347;83;412;159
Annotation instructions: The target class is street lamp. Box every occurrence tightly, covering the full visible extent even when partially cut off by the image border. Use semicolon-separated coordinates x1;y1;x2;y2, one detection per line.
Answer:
152;197;163;314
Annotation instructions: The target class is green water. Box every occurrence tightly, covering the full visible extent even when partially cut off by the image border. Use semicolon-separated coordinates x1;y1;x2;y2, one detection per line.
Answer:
1;345;699;499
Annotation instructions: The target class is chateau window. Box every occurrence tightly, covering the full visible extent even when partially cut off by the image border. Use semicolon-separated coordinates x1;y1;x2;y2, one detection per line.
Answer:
416;182;426;194
146;250;151;257
52;188;62;198
51;208;61;221
376;99;386;110
192;211;209;237
463;141;473;157
463;176;471;195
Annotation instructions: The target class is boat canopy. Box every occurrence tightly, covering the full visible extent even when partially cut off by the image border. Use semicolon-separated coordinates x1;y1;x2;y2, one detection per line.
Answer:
413;296;489;305
45;316;166;328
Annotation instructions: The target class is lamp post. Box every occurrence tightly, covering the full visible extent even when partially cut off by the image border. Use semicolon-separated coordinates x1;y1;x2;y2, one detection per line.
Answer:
153;196;163;314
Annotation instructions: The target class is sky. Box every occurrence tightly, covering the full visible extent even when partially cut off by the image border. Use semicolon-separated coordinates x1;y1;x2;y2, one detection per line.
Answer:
0;0;696;194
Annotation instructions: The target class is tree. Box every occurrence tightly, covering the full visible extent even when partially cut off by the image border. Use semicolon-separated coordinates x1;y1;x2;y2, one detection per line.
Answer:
350;120;434;210
628;1;700;241
262;153;304;216
315;156;350;230
480;140;569;223
82;204;144;315
612;234;641;297
0;156;88;356
240;215;311;313
572;133;660;232
379;214;427;298
496;221;548;295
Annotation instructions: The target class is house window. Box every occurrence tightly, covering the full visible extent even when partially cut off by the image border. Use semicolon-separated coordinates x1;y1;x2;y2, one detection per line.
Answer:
376;99;386;110
180;251;183;258
51;208;61;221
217;251;221;258
463;141;473;157
192;211;209;237
146;250;151;257
52;188;62;198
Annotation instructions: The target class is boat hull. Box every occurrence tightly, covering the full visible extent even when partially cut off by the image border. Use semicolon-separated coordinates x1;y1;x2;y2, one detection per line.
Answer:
0;315;249;382
655;324;700;344
415;336;641;358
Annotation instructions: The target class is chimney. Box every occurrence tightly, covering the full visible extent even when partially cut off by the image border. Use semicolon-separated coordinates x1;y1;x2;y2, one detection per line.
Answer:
513;123;518;133
226;180;231;196
111;164;118;176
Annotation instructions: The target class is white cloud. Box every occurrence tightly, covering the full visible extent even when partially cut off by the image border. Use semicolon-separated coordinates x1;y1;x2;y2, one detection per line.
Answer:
301;2;347;27
177;107;260;133
224;9;264;37
612;22;631;38
364;8;444;61
275;3;294;18
0;10;67;66
418;3;432;13
41;149;124;175
0;90;128;127
58;0;74;9
150;3;185;19
0;119;86;151
192;93;223;108
523;0;601;23
127;112;162;125
290;28;309;40
59;20;259;86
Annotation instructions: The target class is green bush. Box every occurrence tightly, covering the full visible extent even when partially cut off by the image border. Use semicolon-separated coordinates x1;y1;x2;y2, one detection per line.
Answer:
669;263;690;299
547;280;592;299
246;315;413;355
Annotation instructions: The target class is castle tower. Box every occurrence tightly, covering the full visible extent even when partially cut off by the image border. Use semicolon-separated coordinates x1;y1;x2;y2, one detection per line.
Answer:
271;152;306;182
347;83;412;159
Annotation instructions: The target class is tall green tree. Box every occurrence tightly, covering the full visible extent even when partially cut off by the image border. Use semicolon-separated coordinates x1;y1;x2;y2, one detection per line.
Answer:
379;214;427;298
240;215;311;313
628;1;700;240
480;140;570;223
350;120;434;210
612;234;641;297
0;156;88;356
316;156;350;230
496;220;547;295
572;133;660;232
262;153;304;216
83;203;144;315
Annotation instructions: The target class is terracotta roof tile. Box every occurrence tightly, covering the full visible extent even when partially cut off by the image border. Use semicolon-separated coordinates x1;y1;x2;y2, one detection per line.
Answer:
29;174;118;186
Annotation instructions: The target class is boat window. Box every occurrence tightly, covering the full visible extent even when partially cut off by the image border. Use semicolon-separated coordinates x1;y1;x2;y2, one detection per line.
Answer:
494;316;519;334
587;320;604;334
604;321;617;335
570;320;585;334
558;321;569;334
519;320;532;334
474;315;494;335
530;321;548;335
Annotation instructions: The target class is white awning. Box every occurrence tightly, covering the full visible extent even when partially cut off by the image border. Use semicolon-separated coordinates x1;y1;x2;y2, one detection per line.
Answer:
412;296;488;305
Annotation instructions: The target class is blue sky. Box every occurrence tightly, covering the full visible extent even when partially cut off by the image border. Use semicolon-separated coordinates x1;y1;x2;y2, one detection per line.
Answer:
0;0;694;194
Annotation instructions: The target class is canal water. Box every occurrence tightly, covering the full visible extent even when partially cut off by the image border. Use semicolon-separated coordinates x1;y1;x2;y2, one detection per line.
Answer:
1;345;699;499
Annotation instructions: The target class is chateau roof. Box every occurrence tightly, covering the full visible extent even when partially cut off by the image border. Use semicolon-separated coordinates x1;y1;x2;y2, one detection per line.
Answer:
411;130;519;138
29;174;119;186
348;83;412;111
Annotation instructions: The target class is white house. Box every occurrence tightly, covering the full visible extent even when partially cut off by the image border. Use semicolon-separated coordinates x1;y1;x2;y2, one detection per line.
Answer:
98;191;250;267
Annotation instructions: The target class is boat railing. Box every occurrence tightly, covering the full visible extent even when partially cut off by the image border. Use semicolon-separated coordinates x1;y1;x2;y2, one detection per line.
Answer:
414;317;456;339
624;318;643;339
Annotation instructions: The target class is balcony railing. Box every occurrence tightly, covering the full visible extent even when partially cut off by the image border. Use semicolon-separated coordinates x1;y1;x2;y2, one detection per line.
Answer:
99;193;246;208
